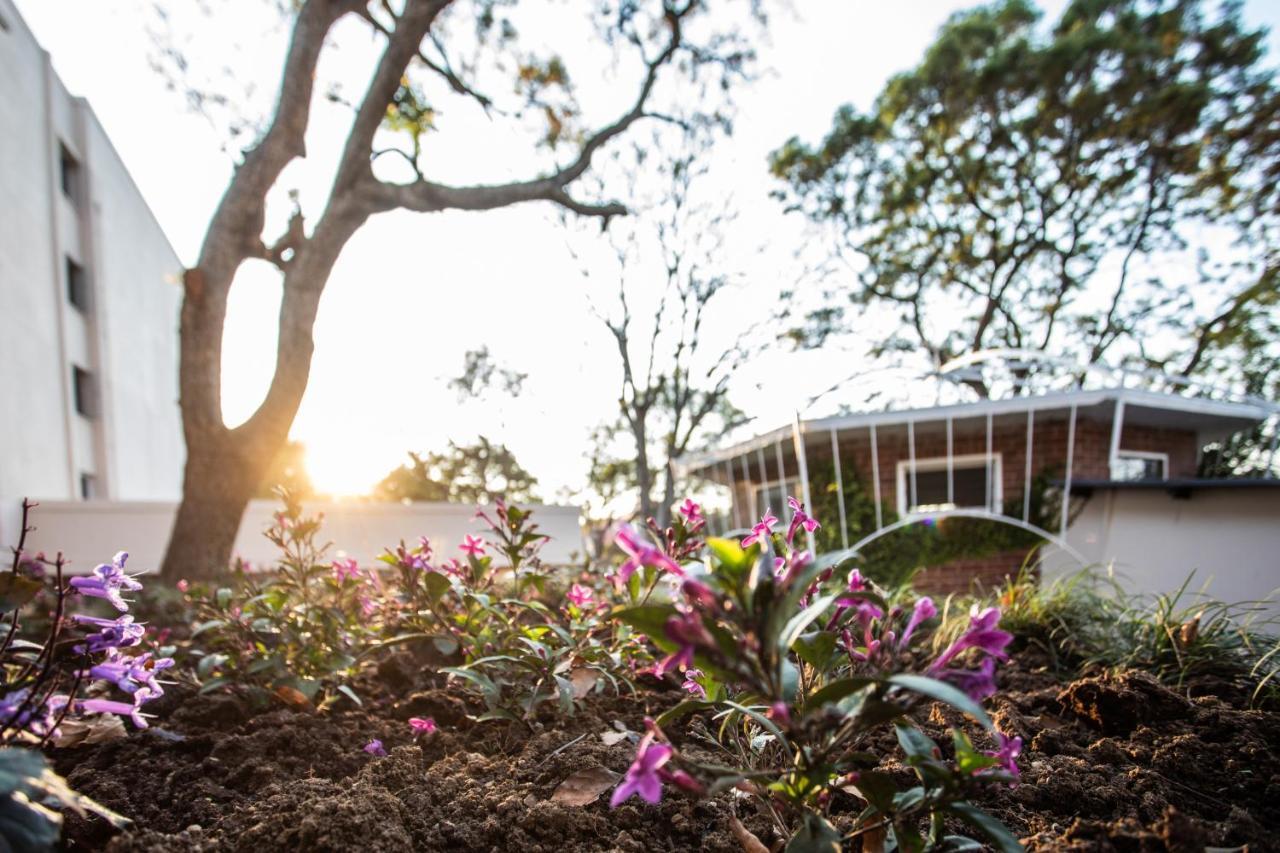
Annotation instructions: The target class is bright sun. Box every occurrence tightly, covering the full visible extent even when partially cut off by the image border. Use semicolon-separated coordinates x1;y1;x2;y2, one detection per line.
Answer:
302;440;395;498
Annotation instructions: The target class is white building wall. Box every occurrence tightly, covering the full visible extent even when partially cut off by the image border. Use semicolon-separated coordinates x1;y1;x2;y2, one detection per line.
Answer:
1043;488;1280;617
0;0;184;545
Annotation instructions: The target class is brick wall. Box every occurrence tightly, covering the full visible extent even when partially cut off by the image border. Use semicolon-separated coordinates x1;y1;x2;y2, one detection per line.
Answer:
912;549;1033;596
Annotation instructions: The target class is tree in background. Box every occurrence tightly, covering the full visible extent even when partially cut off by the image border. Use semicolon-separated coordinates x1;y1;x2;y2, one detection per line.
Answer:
770;0;1279;402
256;440;315;499
575;135;760;526
374;437;537;504
448;347;527;401
155;0;762;579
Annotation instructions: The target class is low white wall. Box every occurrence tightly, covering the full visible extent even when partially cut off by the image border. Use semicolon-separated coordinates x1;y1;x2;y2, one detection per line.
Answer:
1042;487;1280;617
21;500;585;575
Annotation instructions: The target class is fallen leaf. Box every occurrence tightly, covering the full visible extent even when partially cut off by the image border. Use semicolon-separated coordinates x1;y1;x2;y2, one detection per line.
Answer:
601;730;630;746
728;815;770;853
54;714;127;748
550;765;620;807
274;686;313;711
569;668;598;699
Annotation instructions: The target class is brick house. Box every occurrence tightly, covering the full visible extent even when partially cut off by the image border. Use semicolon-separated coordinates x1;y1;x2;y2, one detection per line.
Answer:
678;387;1277;595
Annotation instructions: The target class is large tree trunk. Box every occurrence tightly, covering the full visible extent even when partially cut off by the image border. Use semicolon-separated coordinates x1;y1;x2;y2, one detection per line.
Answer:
161;431;264;579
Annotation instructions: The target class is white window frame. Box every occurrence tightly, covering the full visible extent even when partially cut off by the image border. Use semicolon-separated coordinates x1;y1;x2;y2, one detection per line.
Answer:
895;453;1003;517
1112;450;1168;481
752;477;798;520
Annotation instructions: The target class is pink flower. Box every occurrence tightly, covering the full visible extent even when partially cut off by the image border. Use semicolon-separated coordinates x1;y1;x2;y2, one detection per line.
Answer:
984;731;1022;785
785;497;820;544
899;596;936;649
176;579;189;593
610;734;674;807
654;612;712;676
740;512;778;548
847;569;866;592
331;557;360;583
678;499;706;530
409;717;437;737
614;524;682;584
363;739;387;757
460;535;487;557
930;606;1012;671
681;669;706;698
566;584;594;608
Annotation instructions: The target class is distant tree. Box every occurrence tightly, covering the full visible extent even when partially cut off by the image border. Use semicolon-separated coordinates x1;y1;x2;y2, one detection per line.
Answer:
448;346;527;401
576;136;759;525
770;0;1279;400
154;0;762;579
374;437;537;504
255;440;314;499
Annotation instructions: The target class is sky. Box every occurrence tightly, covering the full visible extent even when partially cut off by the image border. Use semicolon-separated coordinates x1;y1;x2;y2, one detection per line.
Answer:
14;0;1280;501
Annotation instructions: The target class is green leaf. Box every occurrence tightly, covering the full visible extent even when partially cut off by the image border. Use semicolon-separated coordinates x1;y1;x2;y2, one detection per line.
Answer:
441;667;500;704
0;575;42;613
655;699;714;726
895;723;940;760
612;604;676;640
706;538;753;575
847;769;897;813
785;812;842;853
422;571;452;602
945;803;1023;853
805;676;875;709
794;631;838;670
337;684;362;707
952;730;998;775
722;701;793;762
887;674;992;729
779;594;837;654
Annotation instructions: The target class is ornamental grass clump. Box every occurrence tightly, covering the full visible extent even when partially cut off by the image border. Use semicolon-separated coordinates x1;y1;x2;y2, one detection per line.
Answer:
611;497;1023;852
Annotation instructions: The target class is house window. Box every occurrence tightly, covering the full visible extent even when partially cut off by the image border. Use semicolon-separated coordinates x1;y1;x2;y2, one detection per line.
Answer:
753;478;798;520
59;143;80;203
80;473;97;500
1112;451;1167;482
896;454;1002;516
71;365;95;418
66;257;89;311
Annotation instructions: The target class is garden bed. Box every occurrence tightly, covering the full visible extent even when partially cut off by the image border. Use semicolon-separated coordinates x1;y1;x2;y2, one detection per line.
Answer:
56;646;1279;852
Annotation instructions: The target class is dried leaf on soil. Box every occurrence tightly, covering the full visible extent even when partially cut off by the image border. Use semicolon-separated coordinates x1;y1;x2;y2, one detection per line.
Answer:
569;668;598;699
600;730;630;746
273;685;313;711
549;765;620;806
54;714;127;747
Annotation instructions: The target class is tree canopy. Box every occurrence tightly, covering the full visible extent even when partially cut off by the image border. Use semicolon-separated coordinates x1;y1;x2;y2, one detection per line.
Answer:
770;0;1279;398
374;437;538;504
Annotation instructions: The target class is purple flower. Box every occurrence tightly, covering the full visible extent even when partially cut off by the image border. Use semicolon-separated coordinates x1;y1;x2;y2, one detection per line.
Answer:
740;512;778;548
69;551;143;612
408;717;437;736
86;650;174;697
460;535;487;557
785;497;821;544
654;612;711;676
363;739;387;756
678;499;706;530
680;579;717;610
681;669;706;698
73;613;145;654
610;734;674;807
566;584;594;608
984;731;1022;785
614;524;682;584
81;686;157;729
846;569;866;592
331;557;360;583
0;689;59;737
930;606;1013;671
899;596;937;649
937;657;999;702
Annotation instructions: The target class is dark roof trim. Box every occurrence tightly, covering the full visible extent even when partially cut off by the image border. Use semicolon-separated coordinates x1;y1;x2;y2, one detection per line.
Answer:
1060;478;1280;499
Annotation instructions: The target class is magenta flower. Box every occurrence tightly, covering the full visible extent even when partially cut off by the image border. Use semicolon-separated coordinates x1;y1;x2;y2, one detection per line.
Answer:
899;596;937;649
677;498;706;531
331;557;360;583
938;657;999;702
610;734;674;807
681;669;706;698
680;579;717;610
847;569;866;592
363;739;387;757
740;512;778;548
70;551;143;612
654;611;712;676
566;583;594;608
417;536;434;561
785;497;821;544
984;731;1022;784
460;535;487;557
614;524;682;584
930;606;1013;671
408;717;437;736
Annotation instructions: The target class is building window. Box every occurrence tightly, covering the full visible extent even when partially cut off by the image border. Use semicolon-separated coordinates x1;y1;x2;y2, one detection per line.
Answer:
66;257;89;311
896;454;1002;516
80;473;97;500
1112;451;1167;482
72;365;95;418
59;143;80;203
752;478;798;520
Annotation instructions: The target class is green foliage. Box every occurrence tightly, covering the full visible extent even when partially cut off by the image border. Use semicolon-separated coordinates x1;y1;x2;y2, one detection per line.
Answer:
0;748;129;852
374;438;538;504
184;491;374;705
770;0;1279;392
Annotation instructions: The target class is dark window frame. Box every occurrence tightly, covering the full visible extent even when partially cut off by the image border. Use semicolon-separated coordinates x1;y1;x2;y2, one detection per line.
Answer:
71;365;95;418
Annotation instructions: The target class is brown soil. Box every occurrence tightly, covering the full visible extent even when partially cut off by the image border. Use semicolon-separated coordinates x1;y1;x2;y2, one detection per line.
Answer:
51;651;1278;852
